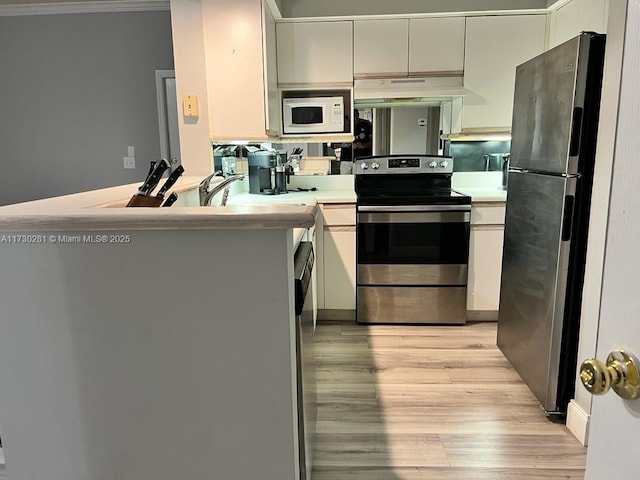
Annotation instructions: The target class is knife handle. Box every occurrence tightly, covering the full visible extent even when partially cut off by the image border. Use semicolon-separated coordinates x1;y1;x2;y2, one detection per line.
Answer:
156;165;185;198
162;192;179;207
137;160;157;191
139;158;170;196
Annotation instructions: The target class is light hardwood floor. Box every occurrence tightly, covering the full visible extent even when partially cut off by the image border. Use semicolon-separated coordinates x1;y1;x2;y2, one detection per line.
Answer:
0;322;585;480
313;321;586;480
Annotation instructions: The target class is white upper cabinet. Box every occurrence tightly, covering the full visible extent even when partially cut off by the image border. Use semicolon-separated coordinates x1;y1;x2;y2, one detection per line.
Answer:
463;15;546;130
203;0;276;140
548;0;608;49
353;17;465;78
408;17;466;75
263;5;279;136
276;21;353;85
354;19;409;78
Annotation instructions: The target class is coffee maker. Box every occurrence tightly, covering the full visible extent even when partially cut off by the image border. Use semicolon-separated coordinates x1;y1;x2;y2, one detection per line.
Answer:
247;150;290;195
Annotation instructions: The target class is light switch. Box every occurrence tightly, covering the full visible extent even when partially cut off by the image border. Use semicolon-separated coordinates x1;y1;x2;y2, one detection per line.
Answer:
183;95;198;118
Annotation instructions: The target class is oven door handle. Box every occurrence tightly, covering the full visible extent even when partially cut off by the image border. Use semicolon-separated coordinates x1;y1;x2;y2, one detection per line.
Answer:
358;211;470;224
357;205;471;212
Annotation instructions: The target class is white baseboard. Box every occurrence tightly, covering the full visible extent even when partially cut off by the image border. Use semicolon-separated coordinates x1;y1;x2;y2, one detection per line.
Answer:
566;399;590;446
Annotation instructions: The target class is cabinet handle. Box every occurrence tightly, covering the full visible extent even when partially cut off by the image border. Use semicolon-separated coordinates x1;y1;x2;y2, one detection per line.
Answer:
569;107;583;156
561;195;575;241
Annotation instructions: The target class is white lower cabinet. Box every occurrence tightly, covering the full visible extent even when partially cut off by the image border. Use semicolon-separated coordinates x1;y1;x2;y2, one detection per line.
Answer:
317;202;505;316
467;226;505;313
319;204;356;312
467;203;506;319
323;228;357;310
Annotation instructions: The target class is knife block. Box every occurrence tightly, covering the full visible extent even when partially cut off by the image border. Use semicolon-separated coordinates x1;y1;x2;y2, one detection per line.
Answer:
126;194;163;207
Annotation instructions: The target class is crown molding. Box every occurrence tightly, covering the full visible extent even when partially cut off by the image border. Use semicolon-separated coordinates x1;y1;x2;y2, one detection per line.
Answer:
0;1;170;16
546;0;572;11
275;8;550;22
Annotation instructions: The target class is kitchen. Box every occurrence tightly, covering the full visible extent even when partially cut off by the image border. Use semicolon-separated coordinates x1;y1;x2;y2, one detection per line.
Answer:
0;0;637;479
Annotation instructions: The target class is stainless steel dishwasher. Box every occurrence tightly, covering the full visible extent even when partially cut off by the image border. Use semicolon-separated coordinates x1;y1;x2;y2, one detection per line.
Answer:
294;241;316;480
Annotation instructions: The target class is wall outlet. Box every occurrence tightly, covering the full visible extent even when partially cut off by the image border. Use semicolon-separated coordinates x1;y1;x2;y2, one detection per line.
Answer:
183;95;198;117
123;156;136;169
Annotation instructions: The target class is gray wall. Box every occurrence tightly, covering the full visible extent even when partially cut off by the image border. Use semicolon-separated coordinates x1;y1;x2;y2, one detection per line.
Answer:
0;11;174;205
279;0;547;17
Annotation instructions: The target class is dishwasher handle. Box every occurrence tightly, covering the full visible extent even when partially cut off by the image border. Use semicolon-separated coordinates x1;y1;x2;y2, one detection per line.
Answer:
294;242;314;315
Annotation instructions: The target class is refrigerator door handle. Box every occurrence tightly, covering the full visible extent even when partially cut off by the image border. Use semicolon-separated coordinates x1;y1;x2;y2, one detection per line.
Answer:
562;195;575;241
570;107;584;156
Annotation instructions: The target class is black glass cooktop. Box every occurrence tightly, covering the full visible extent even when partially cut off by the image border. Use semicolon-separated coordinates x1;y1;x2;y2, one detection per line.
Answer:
356;190;471;206
355;173;471;206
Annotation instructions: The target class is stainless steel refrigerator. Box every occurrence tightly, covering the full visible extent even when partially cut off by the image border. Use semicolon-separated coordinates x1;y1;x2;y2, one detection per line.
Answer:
497;33;606;415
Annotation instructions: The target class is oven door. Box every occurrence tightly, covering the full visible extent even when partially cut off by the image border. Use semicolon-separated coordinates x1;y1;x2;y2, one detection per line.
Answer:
357;204;470;324
357;205;470;286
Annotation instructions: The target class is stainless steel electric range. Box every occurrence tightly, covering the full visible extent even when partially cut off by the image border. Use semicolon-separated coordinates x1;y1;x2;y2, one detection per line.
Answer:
354;155;471;325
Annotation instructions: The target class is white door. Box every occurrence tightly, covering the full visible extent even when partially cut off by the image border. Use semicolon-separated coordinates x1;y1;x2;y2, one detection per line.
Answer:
584;1;640;477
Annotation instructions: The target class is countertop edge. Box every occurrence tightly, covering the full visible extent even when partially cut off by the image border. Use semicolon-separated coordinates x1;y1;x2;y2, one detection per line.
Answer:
455;187;507;203
0;206;318;232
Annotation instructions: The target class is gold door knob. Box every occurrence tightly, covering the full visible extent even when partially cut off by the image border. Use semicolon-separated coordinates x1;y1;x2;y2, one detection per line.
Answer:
579;349;640;400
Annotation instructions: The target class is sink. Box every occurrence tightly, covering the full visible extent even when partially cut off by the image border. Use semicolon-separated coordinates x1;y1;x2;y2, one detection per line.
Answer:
209;202;309;208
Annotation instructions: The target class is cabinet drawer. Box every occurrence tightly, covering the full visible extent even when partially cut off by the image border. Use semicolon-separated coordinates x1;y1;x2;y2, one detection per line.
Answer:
471;203;506;225
321;204;356;226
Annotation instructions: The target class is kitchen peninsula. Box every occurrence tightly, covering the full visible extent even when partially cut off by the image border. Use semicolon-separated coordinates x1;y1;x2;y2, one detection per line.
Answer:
0;172;506;479
0;177;317;480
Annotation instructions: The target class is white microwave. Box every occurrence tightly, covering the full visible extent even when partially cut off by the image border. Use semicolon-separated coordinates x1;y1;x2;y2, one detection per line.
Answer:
282;95;347;135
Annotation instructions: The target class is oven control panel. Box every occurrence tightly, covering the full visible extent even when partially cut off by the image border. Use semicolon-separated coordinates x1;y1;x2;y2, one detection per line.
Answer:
355;155;454;174
389;158;420;168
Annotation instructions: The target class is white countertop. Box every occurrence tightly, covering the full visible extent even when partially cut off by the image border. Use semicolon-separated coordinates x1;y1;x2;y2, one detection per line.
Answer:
228;187;504;204
0;172;505;232
0;176;317;232
225;189;357;206
456;187;507;203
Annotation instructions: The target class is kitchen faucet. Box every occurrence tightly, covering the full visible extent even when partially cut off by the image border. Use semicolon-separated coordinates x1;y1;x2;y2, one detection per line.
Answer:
199;172;245;206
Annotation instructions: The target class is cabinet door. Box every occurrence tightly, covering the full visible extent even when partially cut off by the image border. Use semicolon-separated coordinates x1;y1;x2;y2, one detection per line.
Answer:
463;15;546;130
276;21;353;85
409;17;465;75
549;0;608;49
324;228;356;310
354;19;408;78
467;226;505;312
549;0;579;48
263;3;280;136
204;0;267;139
